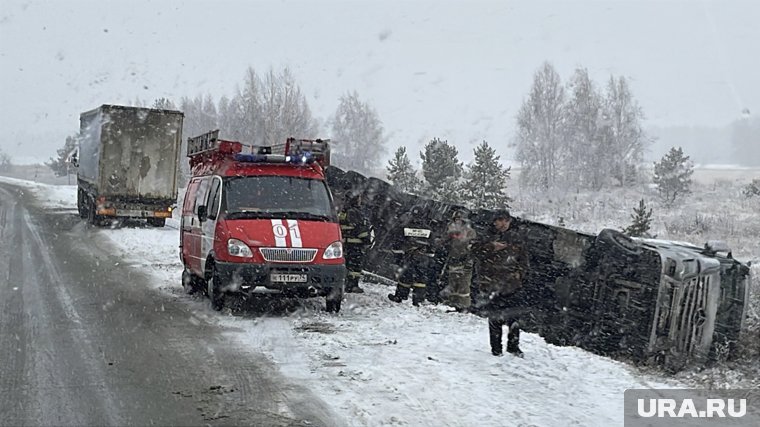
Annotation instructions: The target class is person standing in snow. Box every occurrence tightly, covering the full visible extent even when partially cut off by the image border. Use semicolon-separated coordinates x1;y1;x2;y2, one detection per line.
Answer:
444;208;476;312
472;210;529;357
388;205;436;306
338;192;372;293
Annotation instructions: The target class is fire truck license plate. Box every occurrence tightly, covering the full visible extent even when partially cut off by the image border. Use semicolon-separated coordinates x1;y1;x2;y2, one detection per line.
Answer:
270;273;308;283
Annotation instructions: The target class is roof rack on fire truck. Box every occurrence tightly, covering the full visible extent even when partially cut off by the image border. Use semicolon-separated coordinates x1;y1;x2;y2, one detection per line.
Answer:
187;130;331;167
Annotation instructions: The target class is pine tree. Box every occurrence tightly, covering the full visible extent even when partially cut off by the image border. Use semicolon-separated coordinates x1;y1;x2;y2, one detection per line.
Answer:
420;138;463;204
386;146;421;194
742;178;760;198
45;135;78;177
331;91;387;175
462;141;511;209
623;199;653;237
653;146;694;206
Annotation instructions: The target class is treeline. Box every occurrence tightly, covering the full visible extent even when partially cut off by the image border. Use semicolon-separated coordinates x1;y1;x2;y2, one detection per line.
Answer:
514;62;650;191
144;67;388;183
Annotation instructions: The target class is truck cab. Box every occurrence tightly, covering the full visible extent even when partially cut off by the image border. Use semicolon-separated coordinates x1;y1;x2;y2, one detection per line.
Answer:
180;130;346;312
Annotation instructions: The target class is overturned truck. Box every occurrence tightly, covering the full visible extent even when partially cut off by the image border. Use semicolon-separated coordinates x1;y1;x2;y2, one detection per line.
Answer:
326;167;752;371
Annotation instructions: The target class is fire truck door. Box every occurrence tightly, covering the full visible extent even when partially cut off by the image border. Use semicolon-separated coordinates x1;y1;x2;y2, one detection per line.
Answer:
188;177;211;274
181;178;201;271
200;176;222;270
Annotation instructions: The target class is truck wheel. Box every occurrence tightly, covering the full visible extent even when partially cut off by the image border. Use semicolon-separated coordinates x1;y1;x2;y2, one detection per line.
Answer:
77;189;86;218
207;265;225;311
596;228;641;256
86;198;98;226
326;287;343;313
147;218;166;227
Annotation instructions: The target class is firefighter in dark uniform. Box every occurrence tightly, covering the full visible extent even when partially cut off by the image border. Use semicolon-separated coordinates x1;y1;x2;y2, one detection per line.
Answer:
338;193;371;293
444;208;476;312
387;205;436;306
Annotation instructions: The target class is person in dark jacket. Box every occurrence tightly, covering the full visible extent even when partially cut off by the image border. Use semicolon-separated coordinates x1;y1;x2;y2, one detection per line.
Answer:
338;193;372;293
388;206;436;306
472;210;529;357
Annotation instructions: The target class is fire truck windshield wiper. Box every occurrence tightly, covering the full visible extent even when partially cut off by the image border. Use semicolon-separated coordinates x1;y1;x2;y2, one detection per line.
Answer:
225;210;273;220
272;211;332;222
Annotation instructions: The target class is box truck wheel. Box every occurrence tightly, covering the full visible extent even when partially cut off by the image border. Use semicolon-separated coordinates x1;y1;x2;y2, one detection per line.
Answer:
207;264;225;311
147;218;166;227
77;189;86;219
326;287;343;313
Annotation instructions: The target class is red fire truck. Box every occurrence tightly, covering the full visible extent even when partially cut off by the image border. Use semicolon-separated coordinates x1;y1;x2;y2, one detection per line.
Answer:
180;130;346;312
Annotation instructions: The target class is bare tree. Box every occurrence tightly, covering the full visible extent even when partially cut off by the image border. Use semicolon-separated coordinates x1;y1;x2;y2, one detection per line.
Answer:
563;68;603;189
600;75;648;186
331;91;387;175
514;62;566;190
152;97;176;110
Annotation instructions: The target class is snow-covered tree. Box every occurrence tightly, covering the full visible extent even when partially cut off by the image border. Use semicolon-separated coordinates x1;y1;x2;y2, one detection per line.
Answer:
623;199;653;237
462;140;511;209
0;148;12;172
653;146;694;206
225;67;318;145
599;75;648;186
180;94;218;141
386;146;421;194
514;62;566;190
152;97;176;110
729;114;760;167
45;135;78;177
331;91;387;175
420;138;463;204
743;178;760;198
563;68;603;189
258;68;318;146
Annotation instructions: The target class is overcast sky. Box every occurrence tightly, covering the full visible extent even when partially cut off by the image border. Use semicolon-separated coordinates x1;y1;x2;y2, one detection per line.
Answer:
1;0;758;165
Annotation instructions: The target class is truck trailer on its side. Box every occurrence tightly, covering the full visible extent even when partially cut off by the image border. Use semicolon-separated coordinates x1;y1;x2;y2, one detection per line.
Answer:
75;104;184;227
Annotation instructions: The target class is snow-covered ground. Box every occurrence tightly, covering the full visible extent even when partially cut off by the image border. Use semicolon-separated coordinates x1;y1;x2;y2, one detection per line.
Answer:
3;176;686;426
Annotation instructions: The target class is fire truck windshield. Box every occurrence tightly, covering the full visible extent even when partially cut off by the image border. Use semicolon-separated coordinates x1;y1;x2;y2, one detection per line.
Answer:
223;176;335;222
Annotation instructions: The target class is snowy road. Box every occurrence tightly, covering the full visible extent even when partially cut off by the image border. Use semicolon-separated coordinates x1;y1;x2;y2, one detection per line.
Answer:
0;177;681;426
0;182;341;426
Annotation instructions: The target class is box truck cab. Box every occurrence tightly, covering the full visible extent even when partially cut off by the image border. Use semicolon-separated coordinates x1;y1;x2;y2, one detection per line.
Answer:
180;130;346;312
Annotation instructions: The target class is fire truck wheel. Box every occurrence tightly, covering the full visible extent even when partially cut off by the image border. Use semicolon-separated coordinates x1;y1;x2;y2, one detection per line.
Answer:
325;287;343;313
207;265;225;311
182;268;200;295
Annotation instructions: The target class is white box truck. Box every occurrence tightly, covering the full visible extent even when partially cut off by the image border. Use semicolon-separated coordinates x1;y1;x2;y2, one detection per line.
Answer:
75;104;184;226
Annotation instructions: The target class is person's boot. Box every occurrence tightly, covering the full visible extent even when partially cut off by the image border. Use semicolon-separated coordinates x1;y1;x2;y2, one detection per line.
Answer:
345;277;365;293
507;322;524;358
489;318;503;356
387;286;409;303
411;286;425;307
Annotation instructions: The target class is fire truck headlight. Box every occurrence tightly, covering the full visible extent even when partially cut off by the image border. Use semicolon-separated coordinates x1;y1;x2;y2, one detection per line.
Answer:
323;241;343;260
227;239;253;258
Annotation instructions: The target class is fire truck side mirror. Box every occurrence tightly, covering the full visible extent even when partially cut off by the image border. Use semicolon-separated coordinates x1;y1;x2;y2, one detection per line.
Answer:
197;205;208;222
